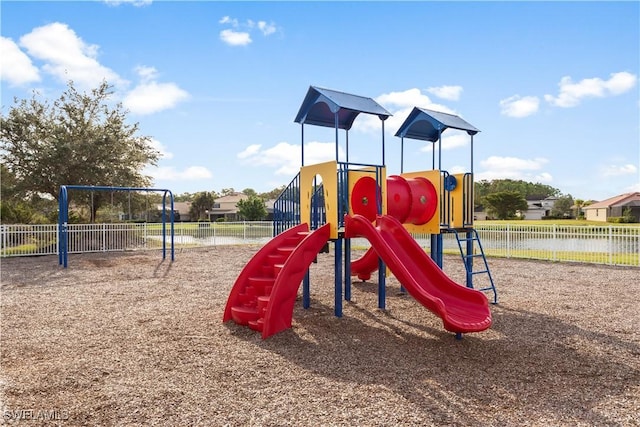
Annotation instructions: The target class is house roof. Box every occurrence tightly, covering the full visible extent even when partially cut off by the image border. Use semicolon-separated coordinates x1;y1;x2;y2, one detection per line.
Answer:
294;86;391;130
214;193;248;203
395;107;480;142
583;192;640;209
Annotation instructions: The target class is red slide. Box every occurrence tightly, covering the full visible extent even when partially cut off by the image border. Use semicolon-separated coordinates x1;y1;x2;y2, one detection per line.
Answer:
224;223;331;339
351;247;378;281
344;214;492;333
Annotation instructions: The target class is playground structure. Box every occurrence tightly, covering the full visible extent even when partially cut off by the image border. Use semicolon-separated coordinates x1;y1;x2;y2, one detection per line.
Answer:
224;86;497;339
58;185;175;268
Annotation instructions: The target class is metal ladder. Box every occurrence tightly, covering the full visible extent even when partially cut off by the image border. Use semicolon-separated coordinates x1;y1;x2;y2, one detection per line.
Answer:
449;228;498;304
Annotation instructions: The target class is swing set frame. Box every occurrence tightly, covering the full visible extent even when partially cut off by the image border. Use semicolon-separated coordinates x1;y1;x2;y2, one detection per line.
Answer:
58;185;175;268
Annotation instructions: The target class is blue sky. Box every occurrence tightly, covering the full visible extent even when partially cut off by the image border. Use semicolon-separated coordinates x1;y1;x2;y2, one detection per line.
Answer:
1;1;638;202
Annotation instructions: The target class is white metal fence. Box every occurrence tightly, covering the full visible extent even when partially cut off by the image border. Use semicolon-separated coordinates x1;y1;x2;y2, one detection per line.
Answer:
1;222;639;267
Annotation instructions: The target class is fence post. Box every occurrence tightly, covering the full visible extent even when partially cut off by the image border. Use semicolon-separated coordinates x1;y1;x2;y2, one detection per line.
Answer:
608;225;613;265
506;224;511;258
243;221;246;242
553;224;557;262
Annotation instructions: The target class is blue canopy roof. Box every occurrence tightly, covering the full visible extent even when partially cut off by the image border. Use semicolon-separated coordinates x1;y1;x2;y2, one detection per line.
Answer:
395;107;480;142
294;86;391;130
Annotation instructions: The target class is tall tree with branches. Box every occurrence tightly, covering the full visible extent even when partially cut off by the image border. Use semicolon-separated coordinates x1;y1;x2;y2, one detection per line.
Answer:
0;80;160;221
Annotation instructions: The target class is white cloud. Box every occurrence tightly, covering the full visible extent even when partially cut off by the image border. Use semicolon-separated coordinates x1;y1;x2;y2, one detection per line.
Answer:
237;141;343;176
257;21;277;36
427;85;463;101
420;131;470;152
148;165;213;181
544;71;637;107
219;16;238;26
103;0;152;6
148;138;173;160
499;95;540;118
219;16;279;47
123;67;189;115
19;22;123;90
220;29;252;47
600;163;637;177
134;65;158;82
0;37;40;86
376;88;439;109
476;156;552;182
237;144;262;159
356;88;456;135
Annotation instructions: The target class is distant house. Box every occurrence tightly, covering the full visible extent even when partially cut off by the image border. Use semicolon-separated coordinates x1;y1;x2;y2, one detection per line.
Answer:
583;192;640;222
155;201;192;222
516;197;558;220
208;193;248;222
206;193;275;221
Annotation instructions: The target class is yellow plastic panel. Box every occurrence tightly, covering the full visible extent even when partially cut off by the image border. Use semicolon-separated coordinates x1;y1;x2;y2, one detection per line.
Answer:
300;161;339;239
450;173;466;228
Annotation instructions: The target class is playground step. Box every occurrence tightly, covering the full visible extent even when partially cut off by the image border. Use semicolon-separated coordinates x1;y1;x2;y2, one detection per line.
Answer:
248;318;264;332
230;305;259;325
284;236;304;246
471;270;490;275
237;292;255;305
267;254;287;265
257;295;270;316
277;246;297;256
260;265;275;276
248;276;276;294
273;263;285;276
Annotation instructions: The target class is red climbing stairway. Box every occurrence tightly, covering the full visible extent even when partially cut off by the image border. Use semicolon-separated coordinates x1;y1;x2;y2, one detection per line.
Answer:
223;223;331;339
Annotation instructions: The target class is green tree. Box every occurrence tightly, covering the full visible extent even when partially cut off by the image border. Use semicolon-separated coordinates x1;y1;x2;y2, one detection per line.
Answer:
0;80;159;222
475;179;561;209
0;164;54;223
484;191;528;220
259;185;286;200
573;198;585;219
551;195;574;217
237;196;267;220
189;191;215;221
221;188;236;196
242;188;257;197
175;192;194;202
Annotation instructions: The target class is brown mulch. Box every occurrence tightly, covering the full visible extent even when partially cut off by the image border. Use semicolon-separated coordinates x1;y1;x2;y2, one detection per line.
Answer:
1;247;639;426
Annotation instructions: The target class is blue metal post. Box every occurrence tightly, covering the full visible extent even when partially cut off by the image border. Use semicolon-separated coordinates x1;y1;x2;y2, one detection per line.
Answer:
335;113;339;162
301;124;305;167
437;234;444;268
345;238;351;301
378;258;386;309
346;130;349;163
334;238;343;317
466;230;474;288
303;270;311;308
430;234;438;265
381;118;386;165
400;137;404;173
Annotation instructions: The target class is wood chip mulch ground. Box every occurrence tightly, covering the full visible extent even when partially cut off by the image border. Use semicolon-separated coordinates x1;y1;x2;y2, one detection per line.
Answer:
1;246;639;426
